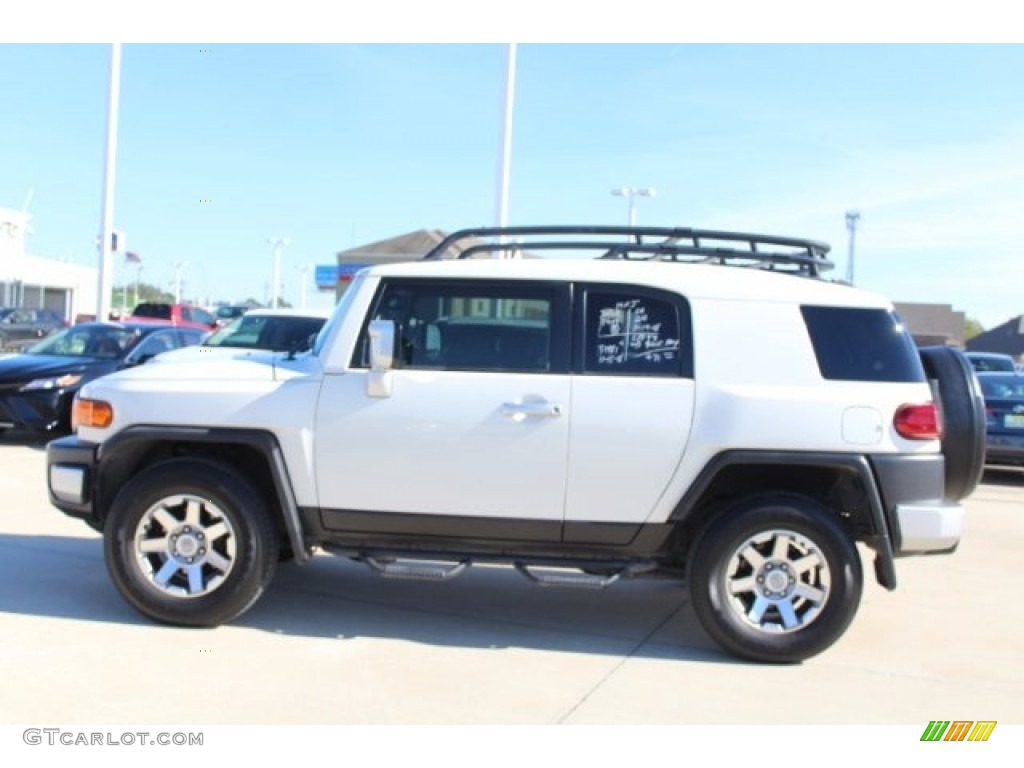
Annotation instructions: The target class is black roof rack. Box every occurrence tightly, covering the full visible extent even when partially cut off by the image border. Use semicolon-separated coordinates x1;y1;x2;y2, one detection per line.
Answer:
421;225;833;278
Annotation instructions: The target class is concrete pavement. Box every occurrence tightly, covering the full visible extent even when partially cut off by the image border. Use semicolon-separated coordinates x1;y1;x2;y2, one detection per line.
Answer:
2;432;1022;725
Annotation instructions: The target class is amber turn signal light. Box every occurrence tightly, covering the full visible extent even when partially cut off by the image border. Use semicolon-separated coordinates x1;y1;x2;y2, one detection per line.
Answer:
72;398;114;430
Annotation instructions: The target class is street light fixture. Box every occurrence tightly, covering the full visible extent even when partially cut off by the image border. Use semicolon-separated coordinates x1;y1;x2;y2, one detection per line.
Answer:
612;186;656;227
267;237;290;308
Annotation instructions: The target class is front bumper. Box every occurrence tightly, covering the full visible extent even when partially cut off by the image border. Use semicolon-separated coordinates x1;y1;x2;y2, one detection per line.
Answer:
46;435;99;526
0;388;70;432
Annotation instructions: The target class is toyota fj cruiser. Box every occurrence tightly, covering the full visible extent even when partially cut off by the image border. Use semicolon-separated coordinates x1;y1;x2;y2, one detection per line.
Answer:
45;226;985;662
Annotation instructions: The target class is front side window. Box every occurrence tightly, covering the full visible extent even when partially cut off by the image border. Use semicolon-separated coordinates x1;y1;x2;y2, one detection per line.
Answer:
358;281;560;373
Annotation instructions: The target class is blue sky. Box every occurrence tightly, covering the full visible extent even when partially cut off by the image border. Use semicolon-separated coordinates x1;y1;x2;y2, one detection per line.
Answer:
2;16;1022;327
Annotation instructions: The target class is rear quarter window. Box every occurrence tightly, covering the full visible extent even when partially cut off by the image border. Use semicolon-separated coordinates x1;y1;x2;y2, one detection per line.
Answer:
581;288;692;377
801;306;925;382
133;304;171;319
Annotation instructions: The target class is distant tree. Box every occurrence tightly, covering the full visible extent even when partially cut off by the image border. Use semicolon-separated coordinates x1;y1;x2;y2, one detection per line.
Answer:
110;282;174;312
964;317;985;340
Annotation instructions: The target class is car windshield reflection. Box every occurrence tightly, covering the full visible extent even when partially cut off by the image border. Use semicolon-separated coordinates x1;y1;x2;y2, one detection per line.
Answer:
25;325;144;360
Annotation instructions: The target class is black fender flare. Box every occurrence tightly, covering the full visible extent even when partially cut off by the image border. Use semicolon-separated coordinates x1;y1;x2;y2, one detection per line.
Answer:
95;426;310;563
668;450;897;589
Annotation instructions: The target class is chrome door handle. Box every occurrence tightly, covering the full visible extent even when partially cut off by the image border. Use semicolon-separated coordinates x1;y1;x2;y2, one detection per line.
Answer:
501;401;563;419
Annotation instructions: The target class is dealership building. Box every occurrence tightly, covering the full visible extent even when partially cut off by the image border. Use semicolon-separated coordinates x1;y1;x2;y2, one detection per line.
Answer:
0;207;97;321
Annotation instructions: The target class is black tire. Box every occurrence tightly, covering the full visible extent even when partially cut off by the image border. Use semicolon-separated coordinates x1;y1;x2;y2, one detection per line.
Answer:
919;346;986;502
104;458;279;627
688;494;863;664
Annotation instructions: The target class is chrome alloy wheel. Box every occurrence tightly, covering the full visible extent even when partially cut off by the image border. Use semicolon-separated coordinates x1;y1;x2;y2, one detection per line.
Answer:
133;494;238;598
724;529;831;633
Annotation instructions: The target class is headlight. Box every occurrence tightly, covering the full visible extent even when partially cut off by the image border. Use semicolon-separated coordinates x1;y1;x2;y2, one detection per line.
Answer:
20;373;83;391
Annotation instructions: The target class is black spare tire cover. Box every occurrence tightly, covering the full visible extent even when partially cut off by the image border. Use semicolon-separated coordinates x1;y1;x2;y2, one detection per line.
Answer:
918;346;986;502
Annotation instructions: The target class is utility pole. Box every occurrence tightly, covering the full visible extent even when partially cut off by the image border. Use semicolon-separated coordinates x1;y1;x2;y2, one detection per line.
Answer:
173;261;188;304
97;43;122;322
845;211;861;285
495;43;516;233
267;237;289;308
296;263;311;309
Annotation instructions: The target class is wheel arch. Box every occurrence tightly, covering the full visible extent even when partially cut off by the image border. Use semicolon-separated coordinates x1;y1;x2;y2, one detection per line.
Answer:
667;451;897;589
95;426;310;563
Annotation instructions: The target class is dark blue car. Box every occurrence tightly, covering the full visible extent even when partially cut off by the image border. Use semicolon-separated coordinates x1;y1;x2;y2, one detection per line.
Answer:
978;371;1024;467
0;321;204;436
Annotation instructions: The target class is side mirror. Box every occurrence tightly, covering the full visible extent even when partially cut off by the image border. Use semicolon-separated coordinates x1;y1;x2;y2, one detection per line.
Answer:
366;320;395;397
124;352;154;366
368;320;395;371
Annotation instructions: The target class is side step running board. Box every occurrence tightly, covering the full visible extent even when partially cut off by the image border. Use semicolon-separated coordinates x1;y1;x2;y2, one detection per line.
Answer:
515;563;622;589
333;548;658;588
363;556;471;582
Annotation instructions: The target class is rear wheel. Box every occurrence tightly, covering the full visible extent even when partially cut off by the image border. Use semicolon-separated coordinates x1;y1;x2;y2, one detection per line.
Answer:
104;458;279;627
689;494;862;663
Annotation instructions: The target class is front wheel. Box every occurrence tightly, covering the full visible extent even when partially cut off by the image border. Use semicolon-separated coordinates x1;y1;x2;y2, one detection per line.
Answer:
104;458;279;627
688;495;862;663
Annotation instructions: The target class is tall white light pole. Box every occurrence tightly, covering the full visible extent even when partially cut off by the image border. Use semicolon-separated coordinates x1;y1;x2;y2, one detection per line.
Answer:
845;210;861;285
267;237;289;308
97;43;122;321
612;186;656;227
495;43;517;240
173;261;188;304
296;263;311;309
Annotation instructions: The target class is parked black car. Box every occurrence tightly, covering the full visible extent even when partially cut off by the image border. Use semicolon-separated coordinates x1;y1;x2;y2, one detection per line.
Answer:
154;308;330;361
0;321;204;436
977;371;1024;466
0;307;66;352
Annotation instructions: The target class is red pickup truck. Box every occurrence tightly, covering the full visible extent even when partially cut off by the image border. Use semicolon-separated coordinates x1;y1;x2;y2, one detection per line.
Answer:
124;303;217;331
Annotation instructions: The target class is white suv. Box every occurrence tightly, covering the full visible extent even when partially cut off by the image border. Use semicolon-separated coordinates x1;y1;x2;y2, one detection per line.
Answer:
45;226;985;663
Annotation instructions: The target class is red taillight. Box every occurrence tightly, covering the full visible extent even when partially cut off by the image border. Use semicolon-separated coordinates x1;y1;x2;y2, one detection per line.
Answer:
894;403;943;440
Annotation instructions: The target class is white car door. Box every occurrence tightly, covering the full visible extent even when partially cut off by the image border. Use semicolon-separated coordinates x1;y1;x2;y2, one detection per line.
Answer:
314;279;572;530
564;285;696;529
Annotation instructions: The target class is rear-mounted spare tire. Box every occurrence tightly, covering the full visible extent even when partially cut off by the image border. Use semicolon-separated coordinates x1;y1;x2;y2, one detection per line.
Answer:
918;346;985;502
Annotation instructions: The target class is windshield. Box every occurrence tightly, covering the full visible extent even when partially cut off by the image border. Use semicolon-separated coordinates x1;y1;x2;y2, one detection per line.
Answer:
216;306;246;320
202;314;327;351
26;325;145;359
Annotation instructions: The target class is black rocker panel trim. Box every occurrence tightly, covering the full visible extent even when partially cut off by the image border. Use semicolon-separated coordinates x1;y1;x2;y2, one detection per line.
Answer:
312;508;675;561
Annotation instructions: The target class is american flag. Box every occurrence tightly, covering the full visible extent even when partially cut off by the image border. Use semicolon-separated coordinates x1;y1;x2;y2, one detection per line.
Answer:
125;251;141;264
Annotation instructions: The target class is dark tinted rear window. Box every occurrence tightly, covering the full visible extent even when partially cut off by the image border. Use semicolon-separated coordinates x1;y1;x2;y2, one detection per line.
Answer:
133;303;171;319
801;306;925;382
